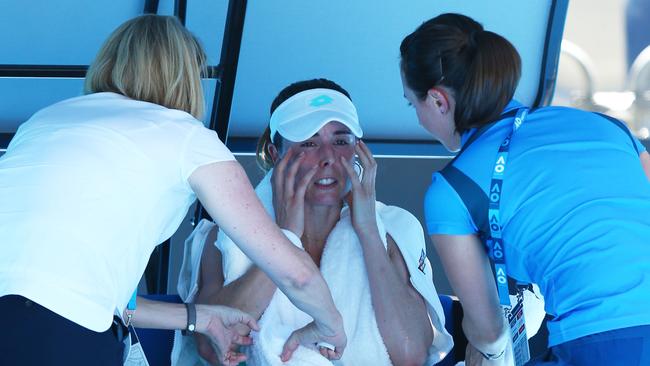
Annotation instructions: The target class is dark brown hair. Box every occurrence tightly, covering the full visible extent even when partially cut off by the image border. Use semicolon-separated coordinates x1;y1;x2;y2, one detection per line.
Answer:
256;79;351;172
400;13;521;134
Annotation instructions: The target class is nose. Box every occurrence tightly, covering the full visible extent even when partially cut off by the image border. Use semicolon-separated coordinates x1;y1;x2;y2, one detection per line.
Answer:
318;145;336;167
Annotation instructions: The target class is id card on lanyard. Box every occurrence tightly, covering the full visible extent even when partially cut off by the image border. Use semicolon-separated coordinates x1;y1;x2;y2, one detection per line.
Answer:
123;290;151;366
487;108;530;365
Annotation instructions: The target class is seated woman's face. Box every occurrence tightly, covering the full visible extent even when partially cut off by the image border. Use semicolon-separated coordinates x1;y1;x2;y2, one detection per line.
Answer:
282;121;356;206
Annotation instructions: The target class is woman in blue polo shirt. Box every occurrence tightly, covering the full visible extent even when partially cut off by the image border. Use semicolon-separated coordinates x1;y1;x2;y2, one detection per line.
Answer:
399;13;650;365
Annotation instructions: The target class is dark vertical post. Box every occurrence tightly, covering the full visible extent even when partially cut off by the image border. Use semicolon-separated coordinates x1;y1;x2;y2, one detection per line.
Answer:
534;0;569;107
193;0;248;224
210;0;248;138
174;0;187;25
143;0;160;14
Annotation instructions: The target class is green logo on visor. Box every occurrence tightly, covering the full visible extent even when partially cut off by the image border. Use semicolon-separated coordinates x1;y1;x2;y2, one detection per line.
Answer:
310;95;333;107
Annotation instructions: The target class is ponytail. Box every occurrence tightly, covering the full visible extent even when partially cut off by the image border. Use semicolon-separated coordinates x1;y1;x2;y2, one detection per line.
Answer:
400;13;521;133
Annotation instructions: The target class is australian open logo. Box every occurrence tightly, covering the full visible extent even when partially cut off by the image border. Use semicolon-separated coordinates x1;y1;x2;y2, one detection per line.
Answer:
495;264;507;285
310;95;333;107
494;153;506;175
489;209;503;236
418;249;426;273
490;181;502;203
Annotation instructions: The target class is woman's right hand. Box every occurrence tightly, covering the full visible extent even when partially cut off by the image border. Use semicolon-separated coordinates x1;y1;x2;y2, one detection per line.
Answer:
195;304;260;366
280;319;347;362
271;147;318;238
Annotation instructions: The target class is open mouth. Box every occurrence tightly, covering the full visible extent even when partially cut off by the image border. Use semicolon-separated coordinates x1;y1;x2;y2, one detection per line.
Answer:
314;177;337;188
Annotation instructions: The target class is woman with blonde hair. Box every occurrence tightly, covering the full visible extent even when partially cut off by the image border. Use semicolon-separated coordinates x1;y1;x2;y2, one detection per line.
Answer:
0;15;344;366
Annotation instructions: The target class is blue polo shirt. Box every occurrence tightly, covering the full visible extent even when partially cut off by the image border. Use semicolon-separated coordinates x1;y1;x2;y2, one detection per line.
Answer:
424;100;650;346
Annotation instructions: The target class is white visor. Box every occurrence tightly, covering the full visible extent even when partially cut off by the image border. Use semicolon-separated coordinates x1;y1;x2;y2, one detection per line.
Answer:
269;88;362;142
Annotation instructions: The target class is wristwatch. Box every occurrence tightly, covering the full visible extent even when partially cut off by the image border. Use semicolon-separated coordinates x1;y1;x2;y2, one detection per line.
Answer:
182;302;196;336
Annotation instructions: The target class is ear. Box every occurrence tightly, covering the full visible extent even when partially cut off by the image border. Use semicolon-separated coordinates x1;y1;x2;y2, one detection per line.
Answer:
268;144;280;163
426;87;450;114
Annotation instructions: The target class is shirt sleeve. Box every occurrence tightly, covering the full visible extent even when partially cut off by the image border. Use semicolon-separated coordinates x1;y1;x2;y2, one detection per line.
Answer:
180;125;236;181
424;172;477;235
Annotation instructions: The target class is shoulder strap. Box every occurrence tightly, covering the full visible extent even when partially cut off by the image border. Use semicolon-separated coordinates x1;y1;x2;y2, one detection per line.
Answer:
440;108;521;236
439;166;489;238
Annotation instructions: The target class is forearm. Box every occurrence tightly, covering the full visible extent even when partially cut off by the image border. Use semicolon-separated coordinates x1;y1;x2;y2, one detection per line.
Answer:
214;266;277;320
223;215;342;334
432;234;508;355
357;226;432;364
129;296;187;330
272;245;343;334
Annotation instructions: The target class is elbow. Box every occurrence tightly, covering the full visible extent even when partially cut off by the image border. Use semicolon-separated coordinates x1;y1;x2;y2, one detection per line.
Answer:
391;352;428;366
285;252;320;290
389;339;430;366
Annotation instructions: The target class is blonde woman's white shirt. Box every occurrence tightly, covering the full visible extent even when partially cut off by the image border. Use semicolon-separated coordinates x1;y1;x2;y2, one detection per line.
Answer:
0;92;234;332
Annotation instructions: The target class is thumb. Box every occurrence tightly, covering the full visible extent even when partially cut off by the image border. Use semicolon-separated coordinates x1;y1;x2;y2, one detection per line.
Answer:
224;309;260;332
280;332;301;362
239;312;260;332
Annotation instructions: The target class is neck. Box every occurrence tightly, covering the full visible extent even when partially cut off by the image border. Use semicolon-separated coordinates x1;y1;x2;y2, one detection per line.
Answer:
447;131;462;152
301;202;343;266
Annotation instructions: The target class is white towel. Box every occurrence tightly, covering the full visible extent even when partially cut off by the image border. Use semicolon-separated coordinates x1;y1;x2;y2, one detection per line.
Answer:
170;170;545;366
216;171;453;366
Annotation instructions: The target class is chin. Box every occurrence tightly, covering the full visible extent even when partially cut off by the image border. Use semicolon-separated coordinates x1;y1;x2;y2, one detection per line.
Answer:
306;191;345;207
310;197;344;207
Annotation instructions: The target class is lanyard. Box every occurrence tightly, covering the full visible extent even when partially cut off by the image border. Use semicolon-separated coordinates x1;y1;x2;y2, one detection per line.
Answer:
486;107;530;365
125;290;137;326
487;107;528;305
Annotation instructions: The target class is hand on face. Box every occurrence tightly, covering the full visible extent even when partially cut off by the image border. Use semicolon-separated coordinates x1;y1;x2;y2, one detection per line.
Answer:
340;140;378;232
271;146;318;238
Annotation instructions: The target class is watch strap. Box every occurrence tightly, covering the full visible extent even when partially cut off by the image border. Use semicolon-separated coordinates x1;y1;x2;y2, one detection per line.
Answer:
181;303;196;336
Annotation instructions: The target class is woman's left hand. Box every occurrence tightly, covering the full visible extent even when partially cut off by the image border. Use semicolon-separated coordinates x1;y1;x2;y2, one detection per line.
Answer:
340;140;378;233
195;304;260;366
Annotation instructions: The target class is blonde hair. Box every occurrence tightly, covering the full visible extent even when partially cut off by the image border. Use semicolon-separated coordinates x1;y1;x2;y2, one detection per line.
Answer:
84;15;207;119
256;127;279;173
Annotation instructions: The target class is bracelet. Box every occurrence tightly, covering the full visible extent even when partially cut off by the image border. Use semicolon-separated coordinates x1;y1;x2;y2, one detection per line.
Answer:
182;303;196;336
